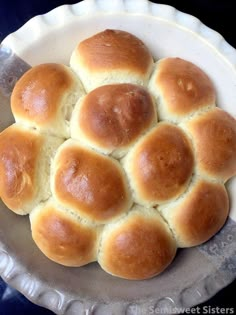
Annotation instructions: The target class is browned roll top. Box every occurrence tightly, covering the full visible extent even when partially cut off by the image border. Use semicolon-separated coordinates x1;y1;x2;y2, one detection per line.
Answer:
0;124;43;212
72;83;156;150
52;141;131;223
76;29;153;74
11;63;76;125
30;202;98;266
150;57;216;120
162;179;229;247
183;107;236;181
126;123;194;203
98;208;176;280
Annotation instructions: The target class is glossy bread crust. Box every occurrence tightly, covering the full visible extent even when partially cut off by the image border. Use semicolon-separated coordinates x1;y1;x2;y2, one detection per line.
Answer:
30;202;99;266
71;83;157;156
70;29;154;91
160;179;229;247
0;124;43;214
51;140;132;223
11;63;85;138
123;123;194;205
98;207;177;280
182;108;236;181
149;57;216;122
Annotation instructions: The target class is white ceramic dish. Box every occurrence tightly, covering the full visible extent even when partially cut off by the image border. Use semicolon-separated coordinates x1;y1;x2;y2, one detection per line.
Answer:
0;1;236;314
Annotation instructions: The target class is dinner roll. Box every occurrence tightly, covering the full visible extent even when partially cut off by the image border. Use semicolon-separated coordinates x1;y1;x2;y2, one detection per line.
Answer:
0;124;63;214
51;139;132;223
181;107;236;182
11;63;85;138
70;29;154;91
123;122;194;206
98;205;177;280
70;83;157;158
30;199;100;266
148;58;216;122
159;178;229;247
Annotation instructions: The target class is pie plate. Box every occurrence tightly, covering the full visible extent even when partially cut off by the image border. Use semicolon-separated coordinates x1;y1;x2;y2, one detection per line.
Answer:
0;0;236;314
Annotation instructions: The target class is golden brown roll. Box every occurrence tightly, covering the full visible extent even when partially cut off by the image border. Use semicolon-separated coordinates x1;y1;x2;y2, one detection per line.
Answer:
182;107;236;182
70;29;154;91
98;206;177;280
0;124;63;214
30;200;100;266
51;139;132;223
11;63;85;138
70;83;157;157
149;58;216;122
123;122;194;206
160;178;229;247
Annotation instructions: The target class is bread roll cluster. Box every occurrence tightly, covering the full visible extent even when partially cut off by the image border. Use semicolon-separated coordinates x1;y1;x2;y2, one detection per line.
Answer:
0;29;235;280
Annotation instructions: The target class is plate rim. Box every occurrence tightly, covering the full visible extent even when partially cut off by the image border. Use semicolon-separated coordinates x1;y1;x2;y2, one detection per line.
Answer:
2;0;236;69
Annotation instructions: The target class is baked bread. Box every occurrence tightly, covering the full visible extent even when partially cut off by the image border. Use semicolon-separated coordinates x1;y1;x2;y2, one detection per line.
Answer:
11;63;85;138
0;124;63;214
70;29;154;92
70;83;157;157
98;206;177;280
0;29;235;280
122;122;194;206
148;57;216;123
159;178;229;247
30;199;100;267
50;139;132;223
181;107;236;182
